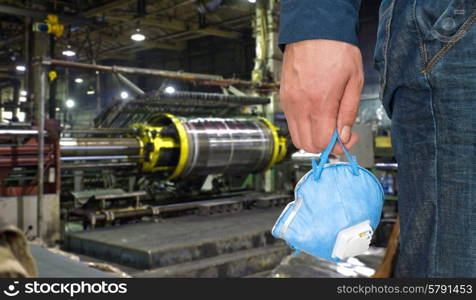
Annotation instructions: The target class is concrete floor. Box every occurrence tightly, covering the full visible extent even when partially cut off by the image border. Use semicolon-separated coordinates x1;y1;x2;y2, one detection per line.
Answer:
30;245;117;277
29;206;384;278
65;208;289;277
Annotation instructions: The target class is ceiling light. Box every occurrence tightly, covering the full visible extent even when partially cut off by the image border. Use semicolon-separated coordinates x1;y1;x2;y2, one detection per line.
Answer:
75;78;83;83
16;65;26;72
62;50;76;57
131;29;146;41
164;86;175;94
66;99;75;108
20;90;27;96
248;0;256;3
62;45;76;57
120;91;129;99
86;90;95;95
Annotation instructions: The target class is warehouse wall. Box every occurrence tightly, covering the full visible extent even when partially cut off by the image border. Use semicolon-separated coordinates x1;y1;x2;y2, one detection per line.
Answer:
136;33;255;96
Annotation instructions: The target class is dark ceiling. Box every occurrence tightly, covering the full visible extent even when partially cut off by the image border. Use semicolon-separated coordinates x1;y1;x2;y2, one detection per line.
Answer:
0;0;255;69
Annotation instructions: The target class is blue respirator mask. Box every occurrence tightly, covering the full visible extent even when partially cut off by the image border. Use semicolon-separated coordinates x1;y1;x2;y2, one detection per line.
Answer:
272;129;384;262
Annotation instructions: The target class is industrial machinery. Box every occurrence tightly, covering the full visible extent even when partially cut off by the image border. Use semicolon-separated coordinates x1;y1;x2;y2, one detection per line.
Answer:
0;121;60;196
59;113;287;227
1;113;288;228
61;114;286;180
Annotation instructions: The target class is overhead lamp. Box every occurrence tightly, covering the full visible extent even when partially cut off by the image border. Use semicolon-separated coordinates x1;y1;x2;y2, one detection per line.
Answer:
75;77;83;83
16;65;26;72
248;0;256;3
66;99;75;108
164;86;175;94
130;29;146;41
120;91;129;99
86;89;95;95
62;45;76;57
20;90;27;96
62;50;76;57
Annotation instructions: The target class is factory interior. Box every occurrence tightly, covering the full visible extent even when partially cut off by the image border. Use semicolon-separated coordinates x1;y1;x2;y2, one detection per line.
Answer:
0;0;398;278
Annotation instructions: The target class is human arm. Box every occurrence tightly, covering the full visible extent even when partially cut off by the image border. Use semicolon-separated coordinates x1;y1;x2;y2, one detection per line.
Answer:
279;0;363;154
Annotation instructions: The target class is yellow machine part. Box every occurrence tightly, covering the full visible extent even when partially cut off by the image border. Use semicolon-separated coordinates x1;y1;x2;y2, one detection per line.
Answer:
260;117;287;170
48;70;57;82
375;136;392;148
46;14;64;37
131;123;179;174
163;114;189;180
132;114;189;179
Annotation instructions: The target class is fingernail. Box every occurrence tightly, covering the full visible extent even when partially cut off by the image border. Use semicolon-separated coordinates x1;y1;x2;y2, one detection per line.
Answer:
340;126;351;143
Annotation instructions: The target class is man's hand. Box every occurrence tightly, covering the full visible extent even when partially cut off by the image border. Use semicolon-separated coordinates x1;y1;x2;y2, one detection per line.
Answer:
280;39;364;155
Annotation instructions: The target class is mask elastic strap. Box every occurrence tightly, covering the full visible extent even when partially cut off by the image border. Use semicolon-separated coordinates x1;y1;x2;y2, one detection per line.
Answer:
312;129;359;181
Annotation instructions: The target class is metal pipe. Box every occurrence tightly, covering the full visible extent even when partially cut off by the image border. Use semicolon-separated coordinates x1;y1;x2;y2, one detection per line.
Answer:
0;122;33;128
0;129;41;135
61;162;137;169
115;73;145;96
60;137;139;146
33;32;47;239
0;145;53;155
43;59;222;80
291;150;322;163
42;59;279;89
48;34;57;119
25;17;34;122
75;194;290;224
94;60;102;114
141;91;270;106
375;163;398;169
59;138;140;156
61;128;135;135
60;155;141;161
12;81;20;119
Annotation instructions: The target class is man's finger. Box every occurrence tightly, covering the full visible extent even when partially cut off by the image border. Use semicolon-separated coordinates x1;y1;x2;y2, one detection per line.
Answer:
285;113;302;149
309;81;344;153
298;115;320;153
310;101;339;153
337;72;363;144
331;132;359;155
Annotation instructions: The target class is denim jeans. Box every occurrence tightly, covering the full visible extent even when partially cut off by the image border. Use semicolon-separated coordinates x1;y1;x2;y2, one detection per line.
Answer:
375;0;476;277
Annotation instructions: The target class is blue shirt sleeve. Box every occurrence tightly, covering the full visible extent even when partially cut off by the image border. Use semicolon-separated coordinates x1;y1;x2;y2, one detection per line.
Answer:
279;0;362;50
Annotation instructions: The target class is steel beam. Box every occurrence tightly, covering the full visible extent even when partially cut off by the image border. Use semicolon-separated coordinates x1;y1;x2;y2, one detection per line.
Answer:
0;3;93;24
82;0;136;17
32;45;47;239
115;73;145;95
42;59;278;89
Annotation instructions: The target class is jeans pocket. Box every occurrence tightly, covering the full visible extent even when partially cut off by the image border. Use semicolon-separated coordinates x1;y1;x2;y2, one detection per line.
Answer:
374;0;396;101
416;0;476;42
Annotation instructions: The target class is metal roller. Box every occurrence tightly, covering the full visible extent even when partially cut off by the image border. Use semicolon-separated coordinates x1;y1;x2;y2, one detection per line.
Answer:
147;114;287;179
181;118;274;176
